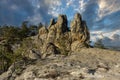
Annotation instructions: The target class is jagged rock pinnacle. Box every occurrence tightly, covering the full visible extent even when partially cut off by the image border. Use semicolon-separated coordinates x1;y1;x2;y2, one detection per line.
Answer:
37;13;90;55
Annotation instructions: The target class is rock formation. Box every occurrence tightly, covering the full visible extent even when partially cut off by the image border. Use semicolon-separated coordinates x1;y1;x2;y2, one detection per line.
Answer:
70;13;90;51
47;14;69;43
1;13;120;80
36;13;90;56
70;13;90;43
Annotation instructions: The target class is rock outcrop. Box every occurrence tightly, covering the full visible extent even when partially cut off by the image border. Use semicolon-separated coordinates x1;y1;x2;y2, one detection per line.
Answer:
1;13;120;80
35;13;90;56
38;26;48;42
0;48;120;80
70;13;90;51
42;43;60;58
47;14;68;43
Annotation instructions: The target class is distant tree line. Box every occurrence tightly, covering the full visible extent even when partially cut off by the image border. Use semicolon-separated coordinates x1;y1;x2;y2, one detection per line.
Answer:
0;21;43;42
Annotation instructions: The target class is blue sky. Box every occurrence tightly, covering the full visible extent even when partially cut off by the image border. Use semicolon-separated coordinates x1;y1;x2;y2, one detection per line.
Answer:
0;0;120;30
0;0;120;46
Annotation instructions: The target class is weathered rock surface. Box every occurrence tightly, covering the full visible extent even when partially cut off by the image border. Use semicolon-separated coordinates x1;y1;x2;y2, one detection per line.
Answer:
42;43;60;58
28;50;41;59
0;48;120;80
38;26;48;42
70;13;90;49
0;13;120;80
34;13;90;57
47;14;68;43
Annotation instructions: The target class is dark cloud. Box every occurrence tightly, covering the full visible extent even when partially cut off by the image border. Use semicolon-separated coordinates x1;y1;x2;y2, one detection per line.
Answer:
81;0;99;30
93;10;120;31
27;0;54;25
0;0;120;33
0;0;34;26
0;0;54;26
78;0;120;32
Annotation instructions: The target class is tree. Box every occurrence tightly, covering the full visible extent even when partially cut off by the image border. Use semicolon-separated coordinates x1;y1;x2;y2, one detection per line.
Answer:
19;21;30;40
0;25;20;43
38;22;43;29
29;25;38;36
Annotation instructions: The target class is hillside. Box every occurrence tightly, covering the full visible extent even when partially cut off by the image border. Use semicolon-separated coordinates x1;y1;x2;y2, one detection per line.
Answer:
0;48;120;80
0;13;120;80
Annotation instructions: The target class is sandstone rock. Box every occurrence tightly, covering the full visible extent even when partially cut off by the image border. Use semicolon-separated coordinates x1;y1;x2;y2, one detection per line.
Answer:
0;60;27;80
38;26;48;41
47;14;68;43
55;32;72;52
23;71;35;80
1;48;120;80
48;18;56;29
71;41;87;51
96;63;110;72
57;15;68;33
34;36;43;50
47;27;56;43
36;13;90;57
42;43;60;58
28;50;41;60
70;13;90;44
82;21;90;44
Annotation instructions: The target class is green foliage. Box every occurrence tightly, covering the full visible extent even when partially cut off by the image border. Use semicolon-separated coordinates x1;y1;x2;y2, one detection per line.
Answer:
0;45;15;73
18;21;30;39
15;37;36;58
22;38;35;49
0;38;35;74
0;21;41;42
0;21;42;74
0;26;19;41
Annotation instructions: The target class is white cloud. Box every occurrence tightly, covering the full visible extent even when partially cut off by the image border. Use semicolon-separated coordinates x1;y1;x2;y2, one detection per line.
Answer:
66;0;74;7
98;0;120;19
44;0;61;6
10;4;18;10
91;30;120;48
91;30;120;40
48;11;59;17
78;0;88;13
47;0;62;17
27;14;43;25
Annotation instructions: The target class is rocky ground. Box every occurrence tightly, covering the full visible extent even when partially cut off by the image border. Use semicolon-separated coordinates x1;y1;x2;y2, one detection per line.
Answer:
0;13;120;80
0;48;120;80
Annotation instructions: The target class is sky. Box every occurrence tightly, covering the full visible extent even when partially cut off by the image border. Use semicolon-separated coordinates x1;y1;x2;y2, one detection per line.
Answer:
0;0;120;47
